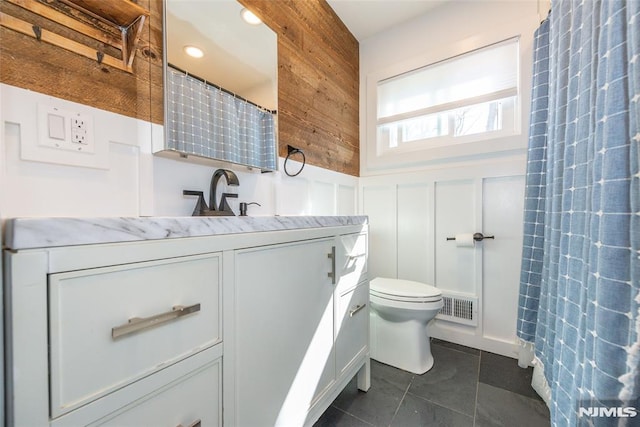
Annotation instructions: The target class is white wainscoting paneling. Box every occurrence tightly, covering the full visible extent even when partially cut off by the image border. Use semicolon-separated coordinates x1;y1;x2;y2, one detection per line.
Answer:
337;185;357;216
481;176;526;345
434;179;477;296
397;183;431;284
360;158;526;357
362;185;397;279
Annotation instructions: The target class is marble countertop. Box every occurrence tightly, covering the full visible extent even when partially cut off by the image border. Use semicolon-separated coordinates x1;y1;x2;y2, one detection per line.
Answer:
3;216;368;250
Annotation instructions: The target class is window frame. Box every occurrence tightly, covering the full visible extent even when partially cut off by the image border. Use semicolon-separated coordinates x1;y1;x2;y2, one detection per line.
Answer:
378;96;518;154
364;19;537;171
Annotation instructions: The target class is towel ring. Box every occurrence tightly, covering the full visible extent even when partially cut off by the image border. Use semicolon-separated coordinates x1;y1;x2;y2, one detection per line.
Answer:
284;145;305;177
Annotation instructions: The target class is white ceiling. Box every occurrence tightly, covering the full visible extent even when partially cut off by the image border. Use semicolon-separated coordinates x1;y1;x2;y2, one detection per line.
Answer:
166;0;278;110
326;0;448;41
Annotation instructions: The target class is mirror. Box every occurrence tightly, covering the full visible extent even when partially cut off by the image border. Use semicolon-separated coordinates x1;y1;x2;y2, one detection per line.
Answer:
157;0;278;171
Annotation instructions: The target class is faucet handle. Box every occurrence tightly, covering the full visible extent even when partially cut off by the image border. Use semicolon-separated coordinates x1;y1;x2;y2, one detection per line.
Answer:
239;202;261;216
219;192;238;212
183;190;208;216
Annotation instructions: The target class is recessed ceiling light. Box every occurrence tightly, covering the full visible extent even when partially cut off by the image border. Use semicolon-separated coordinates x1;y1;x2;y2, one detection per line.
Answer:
240;8;262;25
184;45;204;58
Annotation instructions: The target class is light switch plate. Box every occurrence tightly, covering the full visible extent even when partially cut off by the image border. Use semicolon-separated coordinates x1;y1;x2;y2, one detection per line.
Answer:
37;104;95;154
48;113;66;140
20;103;107;169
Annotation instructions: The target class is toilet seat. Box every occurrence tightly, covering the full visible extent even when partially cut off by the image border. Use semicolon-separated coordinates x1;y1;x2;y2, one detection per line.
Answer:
370;278;442;303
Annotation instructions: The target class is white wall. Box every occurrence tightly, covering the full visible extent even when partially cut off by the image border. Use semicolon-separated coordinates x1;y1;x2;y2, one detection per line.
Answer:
359;1;542;357
0;84;358;221
360;0;541;175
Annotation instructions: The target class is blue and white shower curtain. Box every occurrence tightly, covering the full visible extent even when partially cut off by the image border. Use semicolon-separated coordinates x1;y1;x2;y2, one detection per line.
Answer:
517;0;639;426
165;66;277;171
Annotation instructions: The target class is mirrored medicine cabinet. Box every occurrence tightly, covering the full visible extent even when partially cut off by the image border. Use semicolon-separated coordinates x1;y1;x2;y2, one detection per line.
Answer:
154;0;278;171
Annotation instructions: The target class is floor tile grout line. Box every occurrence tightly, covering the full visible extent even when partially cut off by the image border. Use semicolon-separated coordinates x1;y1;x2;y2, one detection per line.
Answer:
473;351;483;427
431;340;482;358
404;390;476;420
387;375;415;427
330;404;377;427
477;380;545;401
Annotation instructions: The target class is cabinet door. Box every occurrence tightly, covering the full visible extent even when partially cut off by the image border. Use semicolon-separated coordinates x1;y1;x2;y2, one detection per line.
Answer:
336;282;369;376
235;238;336;426
337;232;368;294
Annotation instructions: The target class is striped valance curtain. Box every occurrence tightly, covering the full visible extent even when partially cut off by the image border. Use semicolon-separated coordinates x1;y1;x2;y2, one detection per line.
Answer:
166;66;277;171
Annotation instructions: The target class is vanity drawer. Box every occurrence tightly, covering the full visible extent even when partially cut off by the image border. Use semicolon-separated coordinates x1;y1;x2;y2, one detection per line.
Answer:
91;357;221;427
336;281;369;376
338;232;368;293
49;253;221;418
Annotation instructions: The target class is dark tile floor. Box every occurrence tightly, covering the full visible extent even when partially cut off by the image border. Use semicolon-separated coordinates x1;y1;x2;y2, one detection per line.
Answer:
315;339;550;427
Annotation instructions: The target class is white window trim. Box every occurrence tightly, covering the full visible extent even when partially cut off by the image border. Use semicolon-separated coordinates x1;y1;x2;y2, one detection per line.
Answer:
364;16;539;172
377;87;517;126
379;97;517;155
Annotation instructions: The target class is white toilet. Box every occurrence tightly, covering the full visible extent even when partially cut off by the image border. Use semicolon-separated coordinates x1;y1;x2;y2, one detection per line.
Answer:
369;277;443;374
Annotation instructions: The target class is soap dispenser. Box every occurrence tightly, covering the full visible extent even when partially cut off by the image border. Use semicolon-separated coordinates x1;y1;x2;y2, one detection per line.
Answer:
239;202;261;216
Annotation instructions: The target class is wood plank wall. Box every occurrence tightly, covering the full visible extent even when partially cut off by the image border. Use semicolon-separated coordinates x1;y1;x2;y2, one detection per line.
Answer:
0;0;360;176
0;0;157;121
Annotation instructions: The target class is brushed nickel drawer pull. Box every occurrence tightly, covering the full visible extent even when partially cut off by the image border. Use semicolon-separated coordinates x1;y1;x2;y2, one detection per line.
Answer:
177;420;201;427
328;246;336;284
112;303;201;339
349;303;367;317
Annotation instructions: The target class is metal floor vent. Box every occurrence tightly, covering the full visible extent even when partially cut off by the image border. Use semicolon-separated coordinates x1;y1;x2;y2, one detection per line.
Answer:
436;293;478;326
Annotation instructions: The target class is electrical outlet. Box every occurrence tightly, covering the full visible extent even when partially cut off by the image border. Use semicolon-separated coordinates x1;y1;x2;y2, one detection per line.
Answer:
38;105;95;153
72;127;88;144
72;116;86;130
23;99;107;169
70;113;93;151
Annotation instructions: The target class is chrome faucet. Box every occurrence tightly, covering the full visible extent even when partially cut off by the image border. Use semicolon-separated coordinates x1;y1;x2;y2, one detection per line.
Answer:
210;169;240;212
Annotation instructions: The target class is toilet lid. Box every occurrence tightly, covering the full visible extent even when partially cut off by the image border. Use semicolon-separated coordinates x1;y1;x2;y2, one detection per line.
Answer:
370;277;442;301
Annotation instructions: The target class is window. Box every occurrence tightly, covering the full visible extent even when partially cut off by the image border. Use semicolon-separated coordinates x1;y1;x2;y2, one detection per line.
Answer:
376;38;519;153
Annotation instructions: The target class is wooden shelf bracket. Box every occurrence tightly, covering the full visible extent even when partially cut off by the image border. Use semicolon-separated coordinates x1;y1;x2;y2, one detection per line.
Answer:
1;0;149;73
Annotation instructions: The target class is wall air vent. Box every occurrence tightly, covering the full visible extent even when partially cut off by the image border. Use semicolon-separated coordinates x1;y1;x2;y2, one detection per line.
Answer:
436;293;478;326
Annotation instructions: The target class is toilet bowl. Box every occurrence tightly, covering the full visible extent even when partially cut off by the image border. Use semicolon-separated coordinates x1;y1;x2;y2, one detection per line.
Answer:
369;277;443;374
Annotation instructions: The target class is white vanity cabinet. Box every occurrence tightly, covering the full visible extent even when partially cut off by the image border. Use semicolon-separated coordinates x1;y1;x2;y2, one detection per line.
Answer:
233;238;336;427
5;248;223;427
3;216;369;427
49;255;221;419
336;282;370;377
229;231;370;427
335;232;369;378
